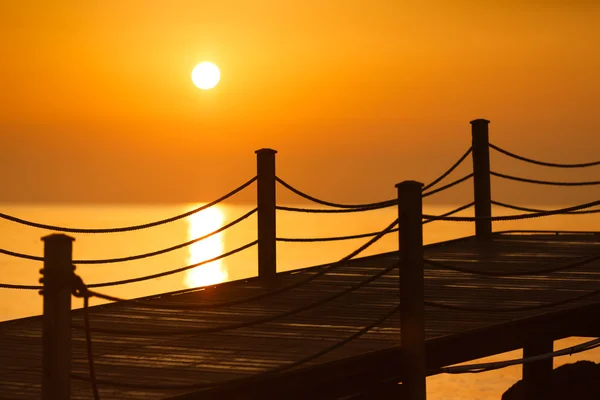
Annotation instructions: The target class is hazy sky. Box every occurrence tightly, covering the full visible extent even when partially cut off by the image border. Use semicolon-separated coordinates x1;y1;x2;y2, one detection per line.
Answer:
1;1;599;205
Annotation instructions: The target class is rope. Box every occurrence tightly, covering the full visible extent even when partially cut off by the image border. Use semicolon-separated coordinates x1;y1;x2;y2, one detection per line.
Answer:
75;219;399;310
277;228;399;242
71;275;100;400
492;200;600;215
422;202;475;225
276;177;396;210
0;283;43;290
275;202;474;243
422;200;600;222
489;143;600;168
422;147;473;191
0;248;43;262
72;209;257;264
0;241;258;292
87;241;257;288
0;177;256;233
422;174;473;198
491;171;600;186
70;302;400;391
73;263;398;336
424;287;600;313
276;204;390;214
423;252;600;277
438;337;600;374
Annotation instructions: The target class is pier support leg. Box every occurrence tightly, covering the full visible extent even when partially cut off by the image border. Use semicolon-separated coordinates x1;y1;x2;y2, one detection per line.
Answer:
471;119;492;240
41;234;75;400
255;148;277;280
396;180;427;400
523;339;553;398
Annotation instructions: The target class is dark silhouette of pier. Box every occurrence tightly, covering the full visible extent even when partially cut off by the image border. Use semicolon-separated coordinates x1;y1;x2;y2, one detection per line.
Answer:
0;119;599;400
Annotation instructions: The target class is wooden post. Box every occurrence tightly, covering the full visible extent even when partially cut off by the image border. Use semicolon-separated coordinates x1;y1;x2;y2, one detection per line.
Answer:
523;339;553;398
471;119;492;240
41;234;75;400
255;148;277;279
396;180;426;400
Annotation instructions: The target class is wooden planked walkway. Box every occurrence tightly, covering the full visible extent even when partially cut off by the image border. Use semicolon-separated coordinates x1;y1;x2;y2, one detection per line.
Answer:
1;231;600;400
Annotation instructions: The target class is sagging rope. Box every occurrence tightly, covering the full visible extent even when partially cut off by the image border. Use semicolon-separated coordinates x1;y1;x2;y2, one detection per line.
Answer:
73;209;256;264
437;337;600;374
72;218;399;311
0;208;256;265
71;281;400;392
276;177;396;210
0;177;256;233
423;252;600;277
276;202;474;243
422;173;473;198
1;241;257;291
424;287;600;313
276;204;388;214
491;171;600;186
489;143;600;169
72;263;398;336
492;200;600;215
422;147;473;191
422;200;600;222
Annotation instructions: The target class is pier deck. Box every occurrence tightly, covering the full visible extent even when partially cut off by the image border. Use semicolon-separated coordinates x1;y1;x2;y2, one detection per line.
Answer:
1;231;600;400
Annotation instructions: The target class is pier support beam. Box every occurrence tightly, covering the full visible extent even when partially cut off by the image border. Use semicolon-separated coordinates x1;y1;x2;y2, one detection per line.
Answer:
256;148;277;280
471;119;492;240
523;339;554;398
396;180;427;400
41;234;75;400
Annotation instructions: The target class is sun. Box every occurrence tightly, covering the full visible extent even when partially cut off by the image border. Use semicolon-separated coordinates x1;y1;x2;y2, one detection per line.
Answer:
191;62;220;90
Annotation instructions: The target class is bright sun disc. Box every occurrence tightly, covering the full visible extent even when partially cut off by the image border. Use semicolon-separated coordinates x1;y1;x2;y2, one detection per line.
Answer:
192;62;220;90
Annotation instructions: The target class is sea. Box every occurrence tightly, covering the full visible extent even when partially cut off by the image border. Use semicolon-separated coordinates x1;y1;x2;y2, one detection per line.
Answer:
1;202;599;399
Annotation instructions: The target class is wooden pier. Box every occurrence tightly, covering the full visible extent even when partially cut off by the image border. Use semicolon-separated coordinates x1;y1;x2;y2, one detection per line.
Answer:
0;119;599;400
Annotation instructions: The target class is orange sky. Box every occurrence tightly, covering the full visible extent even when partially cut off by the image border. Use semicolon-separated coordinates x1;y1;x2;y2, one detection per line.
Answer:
1;1;599;205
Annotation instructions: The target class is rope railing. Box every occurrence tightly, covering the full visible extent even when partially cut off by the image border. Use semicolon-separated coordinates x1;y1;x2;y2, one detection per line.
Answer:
422;147;473;191
72;263;398;336
0;208;256;265
73;208;256;265
276;177;396;210
275;202;474;243
422;173;473;198
489;143;600;169
1;241;257;292
491;171;600;186
0;177;256;234
71;276;400;392
492;200;600;215
72;218;400;310
275;204;390;214
423;252;600;277
424;287;600;313
437;337;600;374
422;200;600;223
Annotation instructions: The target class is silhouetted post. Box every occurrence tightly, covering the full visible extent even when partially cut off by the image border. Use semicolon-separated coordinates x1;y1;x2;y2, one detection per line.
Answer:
256;148;277;279
396;180;426;400
523;339;553;398
41;234;75;400
471;119;492;240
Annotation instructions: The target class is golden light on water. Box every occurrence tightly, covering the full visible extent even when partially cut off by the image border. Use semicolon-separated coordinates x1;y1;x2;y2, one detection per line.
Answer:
184;206;228;288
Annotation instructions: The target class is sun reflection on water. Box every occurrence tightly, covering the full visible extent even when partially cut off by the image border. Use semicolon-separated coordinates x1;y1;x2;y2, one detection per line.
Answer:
184;206;228;288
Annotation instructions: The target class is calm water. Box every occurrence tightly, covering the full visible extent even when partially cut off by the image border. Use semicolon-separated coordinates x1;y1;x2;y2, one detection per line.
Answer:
1;203;599;399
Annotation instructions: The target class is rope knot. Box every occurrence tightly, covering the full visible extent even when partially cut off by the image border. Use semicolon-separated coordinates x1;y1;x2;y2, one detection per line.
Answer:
72;274;90;299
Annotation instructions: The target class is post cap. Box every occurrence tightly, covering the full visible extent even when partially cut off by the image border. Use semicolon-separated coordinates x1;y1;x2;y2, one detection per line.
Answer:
255;148;278;155
41;233;75;243
395;180;424;189
470;119;490;125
